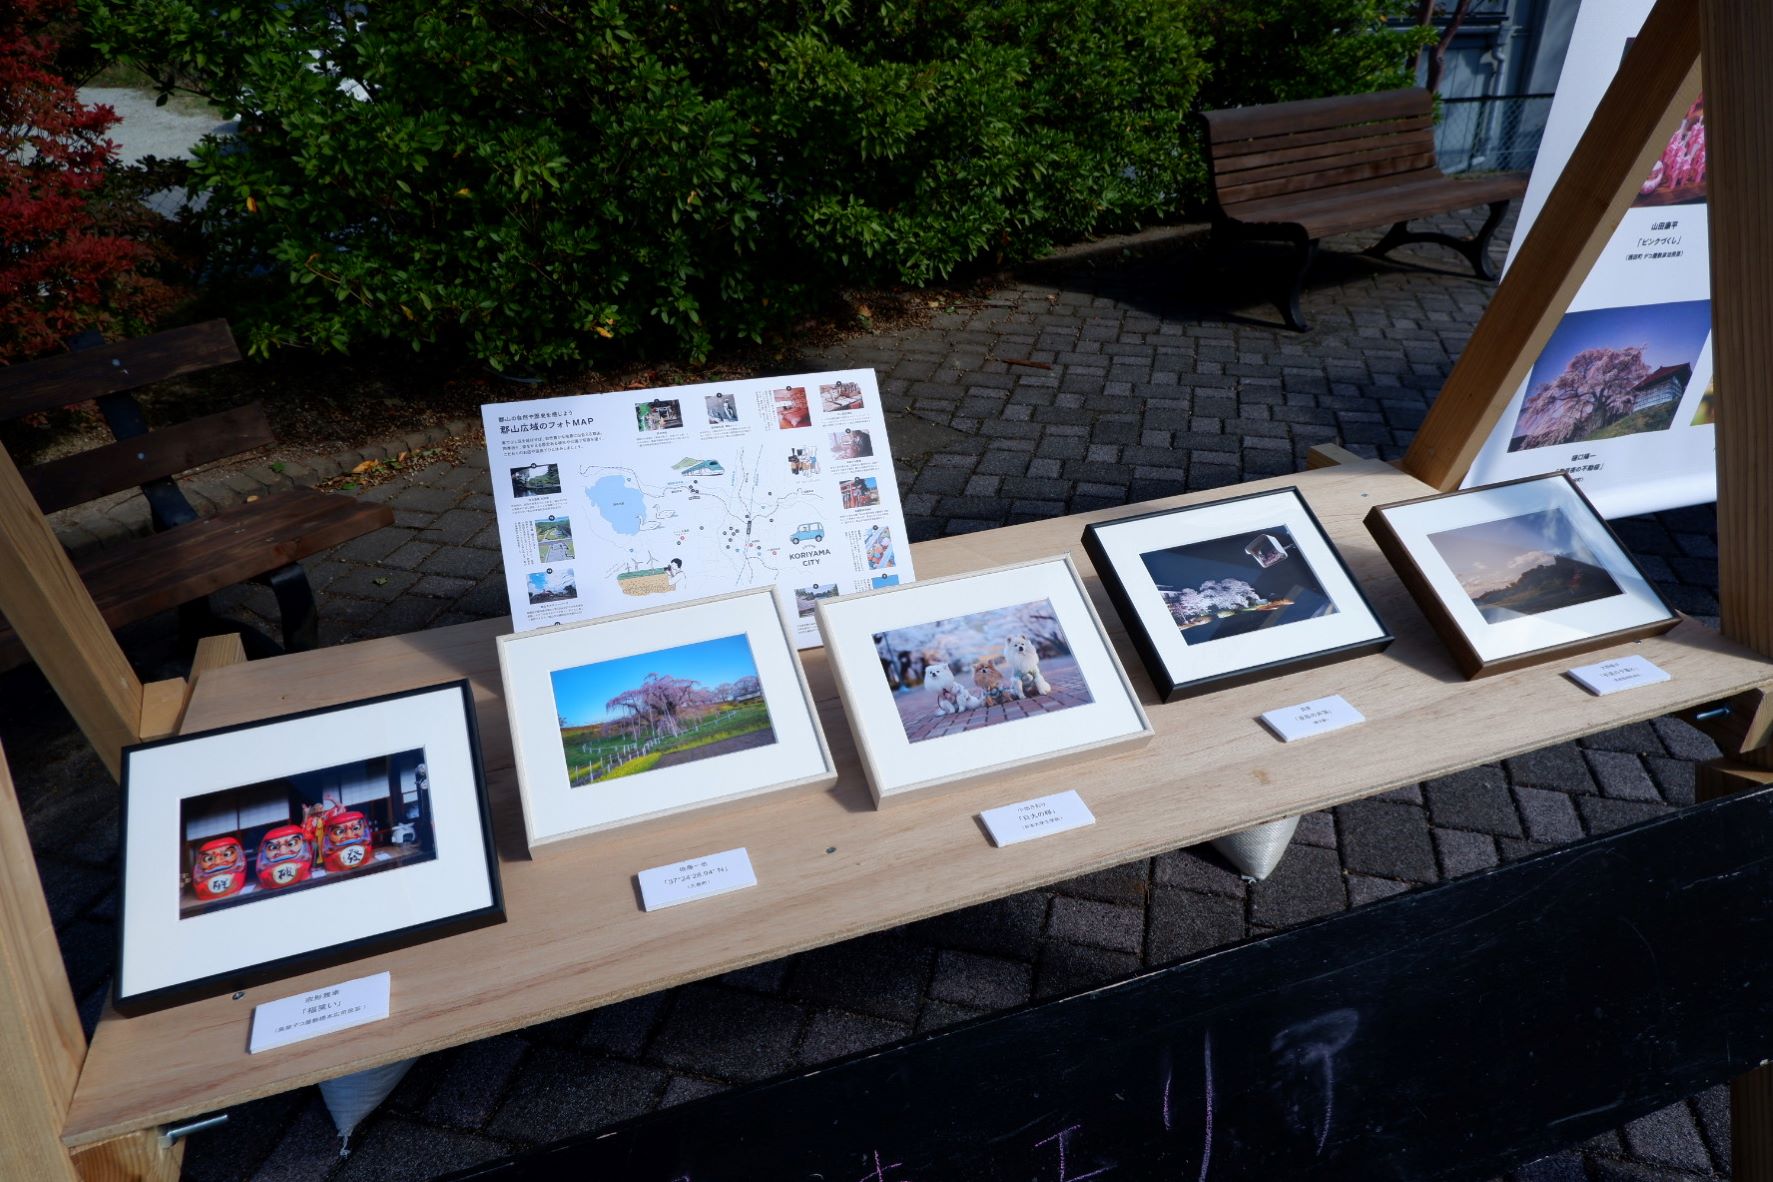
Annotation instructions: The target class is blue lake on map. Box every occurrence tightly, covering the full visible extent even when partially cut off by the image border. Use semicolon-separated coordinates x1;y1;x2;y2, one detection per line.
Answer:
587;475;647;535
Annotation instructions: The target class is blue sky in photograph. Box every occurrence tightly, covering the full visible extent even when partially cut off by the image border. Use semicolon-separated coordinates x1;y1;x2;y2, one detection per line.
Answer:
1528;299;1712;390
551;633;759;726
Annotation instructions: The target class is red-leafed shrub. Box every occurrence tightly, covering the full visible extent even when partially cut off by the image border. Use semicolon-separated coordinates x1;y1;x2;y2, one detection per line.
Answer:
0;0;178;363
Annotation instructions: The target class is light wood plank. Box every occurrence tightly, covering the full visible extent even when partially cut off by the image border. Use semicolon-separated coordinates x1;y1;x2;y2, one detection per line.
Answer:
0;438;140;778
68;1131;181;1182
1400;0;1702;490
137;679;190;743
1700;2;1773;1174
62;460;1773;1146
0;744;85;1182
190;633;247;678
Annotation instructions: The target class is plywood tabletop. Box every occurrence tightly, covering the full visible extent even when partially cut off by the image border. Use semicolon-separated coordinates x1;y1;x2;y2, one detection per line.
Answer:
63;460;1773;1146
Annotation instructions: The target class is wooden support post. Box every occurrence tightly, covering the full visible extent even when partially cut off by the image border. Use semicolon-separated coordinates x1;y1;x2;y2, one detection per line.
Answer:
1400;0;1702;490
1698;1;1773;1176
0;445;141;779
0;745;84;1181
68;1131;183;1182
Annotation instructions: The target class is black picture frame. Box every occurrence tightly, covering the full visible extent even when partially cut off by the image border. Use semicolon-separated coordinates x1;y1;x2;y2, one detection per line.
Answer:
1082;487;1392;700
114;680;504;1015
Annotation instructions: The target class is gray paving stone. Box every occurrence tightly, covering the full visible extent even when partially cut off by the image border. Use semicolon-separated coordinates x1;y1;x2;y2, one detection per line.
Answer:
909;893;1047;960
422;1034;528;1128
1577;796;1671;837
648;985;803;1083
928;950;1033;1010
1346;874;1413;907
794;1008;910;1066
789;933;931;1022
1506;744;1598;794
1650;717;1721;763
1033;939;1142;1000
1051;861;1150;904
1335;799;1438;883
1048;896;1144;954
1148;887;1246;964
1249;842;1347;926
1623;1102;1715;1172
581;993;667;1057
1586;750;1662;802
1424;766;1524;837
1434;827;1500;878
1154;848;1248;898
1514;786;1586;844
484;1050;665;1144
660;1075;728;1108
247;1093;347;1182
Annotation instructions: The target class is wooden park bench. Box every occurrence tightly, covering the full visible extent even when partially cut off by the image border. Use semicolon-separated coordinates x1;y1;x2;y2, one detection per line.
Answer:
0;320;392;671
1202;87;1529;330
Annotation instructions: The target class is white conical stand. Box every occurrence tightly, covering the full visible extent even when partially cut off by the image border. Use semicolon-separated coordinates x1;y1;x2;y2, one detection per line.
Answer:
1210;814;1300;881
319;1057;416;1153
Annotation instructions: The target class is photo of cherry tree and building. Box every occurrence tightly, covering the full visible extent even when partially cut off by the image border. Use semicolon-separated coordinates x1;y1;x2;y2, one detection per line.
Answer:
1508;299;1711;452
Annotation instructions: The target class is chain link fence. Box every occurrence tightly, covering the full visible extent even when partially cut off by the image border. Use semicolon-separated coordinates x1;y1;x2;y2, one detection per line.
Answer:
1436;93;1554;174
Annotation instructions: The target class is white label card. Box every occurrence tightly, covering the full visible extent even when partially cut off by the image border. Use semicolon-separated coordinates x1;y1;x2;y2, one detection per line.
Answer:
1260;695;1365;742
249;971;391;1054
637;847;757;911
979;791;1096;847
1567;654;1672;696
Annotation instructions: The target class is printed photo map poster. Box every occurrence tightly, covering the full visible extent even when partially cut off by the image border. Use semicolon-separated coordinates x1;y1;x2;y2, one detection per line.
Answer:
482;370;915;647
1464;0;1713;518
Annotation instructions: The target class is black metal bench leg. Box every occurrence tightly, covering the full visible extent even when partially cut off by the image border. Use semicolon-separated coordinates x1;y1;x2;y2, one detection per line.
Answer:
1462;199;1510;281
263;563;320;653
1363;200;1511;281
1280;235;1318;332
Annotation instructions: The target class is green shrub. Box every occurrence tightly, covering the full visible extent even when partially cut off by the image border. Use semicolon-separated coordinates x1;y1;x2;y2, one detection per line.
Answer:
1189;0;1432;112
83;0;1209;368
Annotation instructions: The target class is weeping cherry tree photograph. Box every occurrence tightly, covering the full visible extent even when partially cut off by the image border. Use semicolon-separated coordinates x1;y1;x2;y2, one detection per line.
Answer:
1507;299;1711;451
549;635;775;786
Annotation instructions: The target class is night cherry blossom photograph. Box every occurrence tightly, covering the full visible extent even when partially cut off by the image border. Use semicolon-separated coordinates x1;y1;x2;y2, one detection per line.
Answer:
1138;525;1338;646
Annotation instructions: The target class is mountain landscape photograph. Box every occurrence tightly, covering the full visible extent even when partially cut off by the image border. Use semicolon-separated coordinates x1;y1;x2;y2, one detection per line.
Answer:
1428;508;1623;624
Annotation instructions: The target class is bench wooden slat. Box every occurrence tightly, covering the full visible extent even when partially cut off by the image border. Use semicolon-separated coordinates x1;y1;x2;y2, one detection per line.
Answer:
0;322;240;421
1227;173;1529;239
1216;140;1438;192
1202;87;1429;142
1218;153;1441;205
0;490;394;672
1211;114;1437;165
1213;123;1437;175
22;405;278;516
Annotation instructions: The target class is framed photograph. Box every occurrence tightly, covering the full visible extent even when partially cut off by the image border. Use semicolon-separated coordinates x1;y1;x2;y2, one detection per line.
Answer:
498;588;837;848
1082;487;1391;699
1365;473;1679;678
116;682;502;1014
816;555;1153;805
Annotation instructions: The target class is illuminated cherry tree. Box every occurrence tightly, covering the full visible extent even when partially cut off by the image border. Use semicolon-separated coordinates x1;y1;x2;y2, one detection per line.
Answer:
1513;345;1653;449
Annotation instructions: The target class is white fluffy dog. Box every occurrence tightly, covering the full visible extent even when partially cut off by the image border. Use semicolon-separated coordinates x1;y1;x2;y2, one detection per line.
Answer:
1003;634;1051;696
923;663;981;716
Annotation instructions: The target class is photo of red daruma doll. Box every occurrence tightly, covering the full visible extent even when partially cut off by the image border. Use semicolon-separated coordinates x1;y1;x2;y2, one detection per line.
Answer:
256;825;313;889
192;836;246;901
323;811;373;872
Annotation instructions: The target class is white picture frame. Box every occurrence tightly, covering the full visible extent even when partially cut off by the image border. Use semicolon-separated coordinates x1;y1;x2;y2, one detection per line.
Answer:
498;588;837;849
1082;487;1391;700
816;555;1154;805
1366;473;1679;678
116;681;502;1015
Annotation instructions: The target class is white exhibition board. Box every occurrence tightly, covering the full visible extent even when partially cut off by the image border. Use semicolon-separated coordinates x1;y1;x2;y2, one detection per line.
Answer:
1463;0;1713;518
481;369;916;647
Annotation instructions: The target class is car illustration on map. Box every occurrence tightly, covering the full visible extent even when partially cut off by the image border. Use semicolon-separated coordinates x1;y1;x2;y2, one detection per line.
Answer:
790;523;825;544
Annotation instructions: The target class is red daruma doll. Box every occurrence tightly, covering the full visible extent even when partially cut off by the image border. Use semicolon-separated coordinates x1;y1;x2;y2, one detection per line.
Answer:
256;825;313;889
322;810;372;872
192;836;246;901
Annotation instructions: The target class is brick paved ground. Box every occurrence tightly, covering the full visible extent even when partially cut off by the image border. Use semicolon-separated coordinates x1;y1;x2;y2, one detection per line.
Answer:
0;211;1738;1181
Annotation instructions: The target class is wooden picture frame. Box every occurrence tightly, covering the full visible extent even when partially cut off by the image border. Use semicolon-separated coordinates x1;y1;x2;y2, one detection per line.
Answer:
497;588;838;850
1365;473;1679;679
115;681;503;1015
1082;487;1392;700
816;555;1154;805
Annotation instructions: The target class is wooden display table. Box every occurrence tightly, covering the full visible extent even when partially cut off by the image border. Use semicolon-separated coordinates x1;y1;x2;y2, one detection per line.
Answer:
59;458;1773;1149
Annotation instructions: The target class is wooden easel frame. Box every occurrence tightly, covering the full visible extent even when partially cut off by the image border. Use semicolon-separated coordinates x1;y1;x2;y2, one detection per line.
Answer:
3;0;1771;1177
